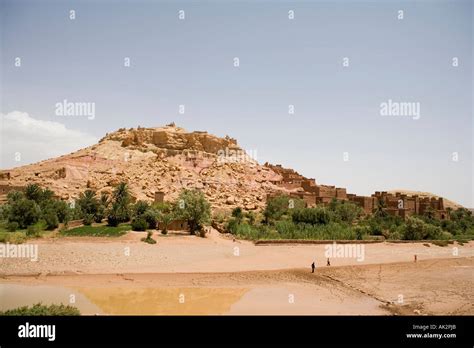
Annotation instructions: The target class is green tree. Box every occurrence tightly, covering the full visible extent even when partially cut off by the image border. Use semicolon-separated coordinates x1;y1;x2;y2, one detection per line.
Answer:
106;203;121;227
402;216;428;240
292;206;332;225
133;200;150;217
7;199;41;229
53;200;71;224
143;208;158;229
107;182;131;224
131;216;148;231
263;195;305;223
43;208;59;230
159;212;174;235
174;189;211;234
7;190;24;203
94;192;110;223
24;184;43;203
77;190;99;216
131;200;152;231
328;199;363;224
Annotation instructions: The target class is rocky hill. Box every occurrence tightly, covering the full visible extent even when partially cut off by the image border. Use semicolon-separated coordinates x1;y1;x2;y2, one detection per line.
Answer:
0;123;464;212
0;124;283;211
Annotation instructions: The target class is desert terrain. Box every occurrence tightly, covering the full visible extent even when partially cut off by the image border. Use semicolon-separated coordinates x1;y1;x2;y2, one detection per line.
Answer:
1;229;473;315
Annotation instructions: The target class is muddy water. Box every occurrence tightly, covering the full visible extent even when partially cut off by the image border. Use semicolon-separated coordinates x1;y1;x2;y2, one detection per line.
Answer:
0;284;249;315
75;287;249;315
0;284;103;314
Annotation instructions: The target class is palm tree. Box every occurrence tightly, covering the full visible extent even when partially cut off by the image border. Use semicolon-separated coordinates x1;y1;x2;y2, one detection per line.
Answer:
110;182;131;223
159;212;174;235
77;190;99;216
374;198;388;218
25;184;42;202
100;192;110;208
113;182;130;205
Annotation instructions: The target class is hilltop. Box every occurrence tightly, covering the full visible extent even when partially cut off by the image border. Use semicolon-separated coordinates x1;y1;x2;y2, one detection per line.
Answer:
0;124;282;211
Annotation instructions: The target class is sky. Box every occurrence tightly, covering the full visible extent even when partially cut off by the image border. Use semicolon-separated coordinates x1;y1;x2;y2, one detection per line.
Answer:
0;0;473;207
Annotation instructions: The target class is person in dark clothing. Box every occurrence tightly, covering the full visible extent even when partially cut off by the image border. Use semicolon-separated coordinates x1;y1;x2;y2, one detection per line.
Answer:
327;258;331;266
311;262;315;273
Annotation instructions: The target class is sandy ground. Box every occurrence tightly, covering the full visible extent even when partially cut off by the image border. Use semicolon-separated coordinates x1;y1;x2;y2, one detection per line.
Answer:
1;228;473;275
0;230;473;315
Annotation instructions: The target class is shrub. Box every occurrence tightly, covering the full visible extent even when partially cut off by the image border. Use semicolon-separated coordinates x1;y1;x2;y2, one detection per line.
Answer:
275;220;298;238
52;200;70;223
141;231;156;244
94;212;104;223
402;217;427;240
0;303;80;316
107;202;129;226
0;231;27;244
83;214;94;226
133;200;150;217
7;199;41;229
432;240;449;247
43;209;59;230
292;207;332;225
246;211;256;225
213;210;229;224
231;207;243;221
441;231;453;240
353;225;369;240
401;216;445;240
26;224;41;237
387;229;403;240
226;218;240;234
143;209;158;229
425;224;443;240
131;217;148;231
107;214;120;227
6;221;19;232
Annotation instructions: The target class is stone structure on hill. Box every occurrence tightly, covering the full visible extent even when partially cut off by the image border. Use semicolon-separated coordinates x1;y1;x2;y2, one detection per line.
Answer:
0;124;457;217
265;163;449;219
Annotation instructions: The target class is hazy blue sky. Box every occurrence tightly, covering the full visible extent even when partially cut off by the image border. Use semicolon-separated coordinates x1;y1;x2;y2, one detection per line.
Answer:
1;0;473;207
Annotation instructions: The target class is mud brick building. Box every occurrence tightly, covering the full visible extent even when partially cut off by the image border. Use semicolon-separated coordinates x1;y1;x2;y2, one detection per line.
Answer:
265;163;448;219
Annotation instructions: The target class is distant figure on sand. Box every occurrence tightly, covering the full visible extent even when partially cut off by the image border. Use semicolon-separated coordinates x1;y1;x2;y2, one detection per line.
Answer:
311;262;315;273
414;254;417;263
327;258;331;266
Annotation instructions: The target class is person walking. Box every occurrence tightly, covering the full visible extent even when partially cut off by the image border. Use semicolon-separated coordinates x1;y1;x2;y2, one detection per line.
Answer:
327;258;331;266
311;261;315;273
